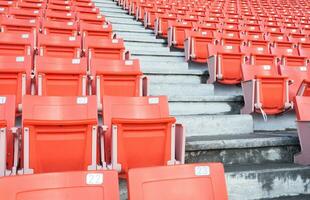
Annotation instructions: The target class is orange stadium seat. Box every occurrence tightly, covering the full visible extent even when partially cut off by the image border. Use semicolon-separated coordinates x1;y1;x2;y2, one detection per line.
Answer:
45;10;76;22
46;4;74;13
208;44;245;84
85;38;126;60
241;46;276;66
154;13;177;38
19;95;100;174
184;30;214;63
75;6;100;14
102;96;185;175
271;47;308;66
0;56;32;111
0;17;39;35
128;163;228;200
16;1;44;11
0;171;120;200
38;34;81;58
0;96;17;176
35;57;87;96
90;59;145;110
168;20;193;49
77;12;106;24
294;96;310;165
41;20;78;36
0;32;34;56
9;7;42;20
280;65;310;100
241;64;291;116
80;21;113;39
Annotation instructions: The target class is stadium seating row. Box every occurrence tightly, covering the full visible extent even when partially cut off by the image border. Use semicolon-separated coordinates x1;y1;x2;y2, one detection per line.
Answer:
0;163;228;200
0;95;185;176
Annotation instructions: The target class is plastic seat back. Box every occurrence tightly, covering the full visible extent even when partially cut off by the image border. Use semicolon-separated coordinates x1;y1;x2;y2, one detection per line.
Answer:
85;38;125;59
208;44;244;84
21;95;98;174
102;96;176;175
0;171;120;200
0;32;34;56
128;163;228;200
241;46;276;65
271;47;306;66
42;20;78;36
186;30;213;63
9;8;42;20
0;56;32;111
77;13;106;25
36;57;87;96
0;95;16;176
280;66;310;100
80;22;113;39
0;17;38;34
91;59;142;107
38;34;81;58
45;10;75;22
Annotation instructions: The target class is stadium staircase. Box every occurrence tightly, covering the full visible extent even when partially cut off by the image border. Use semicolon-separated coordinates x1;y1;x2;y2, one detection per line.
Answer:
94;0;310;199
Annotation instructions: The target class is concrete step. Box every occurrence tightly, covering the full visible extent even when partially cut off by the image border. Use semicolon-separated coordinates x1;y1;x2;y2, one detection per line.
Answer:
104;12;134;18
135;55;185;62
186;132;299;165
147;74;203;84
125;41;166;48
254;111;297;131
106;16;143;25
99;7;128;14
148;83;214;97
111;23;152;31
114;26;154;33
122;35;166;43
140;61;206;75
214;83;243;96
226;163;310;200
169;95;243;115
262;194;310;200
176;114;253;136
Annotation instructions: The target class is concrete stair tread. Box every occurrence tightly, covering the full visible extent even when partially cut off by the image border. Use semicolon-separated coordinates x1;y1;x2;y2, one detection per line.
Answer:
176;114;253;136
168;95;243;102
225;163;310;173
186;131;299;151
131;50;184;56
149;83;214;97
262;194;310;200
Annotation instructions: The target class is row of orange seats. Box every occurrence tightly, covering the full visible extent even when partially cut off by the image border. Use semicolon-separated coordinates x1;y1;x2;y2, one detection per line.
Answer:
0;163;228;200
0;95;185;176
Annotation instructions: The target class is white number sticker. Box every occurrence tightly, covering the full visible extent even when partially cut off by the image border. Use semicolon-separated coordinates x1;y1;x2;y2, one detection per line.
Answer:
0;97;6;104
77;97;88;104
22;34;29;39
16;56;25;62
72;59;80;64
149;97;159;104
69;36;76;41
195;166;210;176
86;173;103;185
125;60;133;65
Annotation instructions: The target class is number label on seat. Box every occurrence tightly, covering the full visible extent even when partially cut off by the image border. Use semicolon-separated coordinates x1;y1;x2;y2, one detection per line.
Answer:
86;173;104;185
195;166;210;176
